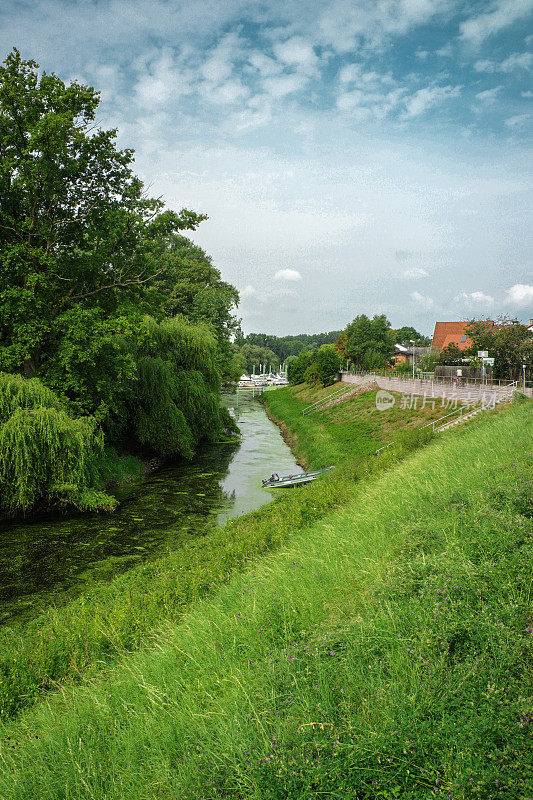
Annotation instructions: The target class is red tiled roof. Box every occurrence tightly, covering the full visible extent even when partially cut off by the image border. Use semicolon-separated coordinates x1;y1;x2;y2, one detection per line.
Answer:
432;321;495;351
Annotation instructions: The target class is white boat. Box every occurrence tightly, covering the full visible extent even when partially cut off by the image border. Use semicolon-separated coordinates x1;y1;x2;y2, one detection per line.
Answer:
261;466;334;489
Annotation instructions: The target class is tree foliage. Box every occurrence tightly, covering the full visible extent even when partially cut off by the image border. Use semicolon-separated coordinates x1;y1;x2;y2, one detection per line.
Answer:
237;343;280;374
127;316;236;458
343;314;393;370
235;330;342;362
437;343;465;366
287;351;313;385
390;326;430;346
0;373;115;514
465;320;532;380
315;344;341;386
0;49;206;387
0;50;240;512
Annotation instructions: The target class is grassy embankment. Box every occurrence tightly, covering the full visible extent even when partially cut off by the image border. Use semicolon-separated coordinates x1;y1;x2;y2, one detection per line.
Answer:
0;386;437;722
0;394;531;799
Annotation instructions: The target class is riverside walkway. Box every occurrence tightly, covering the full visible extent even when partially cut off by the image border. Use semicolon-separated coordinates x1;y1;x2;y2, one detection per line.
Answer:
338;371;517;407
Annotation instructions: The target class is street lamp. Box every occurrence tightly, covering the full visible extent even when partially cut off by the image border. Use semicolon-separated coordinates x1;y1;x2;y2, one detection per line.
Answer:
410;340;415;380
523;363;526;393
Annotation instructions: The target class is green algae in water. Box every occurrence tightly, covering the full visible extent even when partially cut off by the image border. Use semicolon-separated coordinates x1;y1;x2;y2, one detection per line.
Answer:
0;391;300;626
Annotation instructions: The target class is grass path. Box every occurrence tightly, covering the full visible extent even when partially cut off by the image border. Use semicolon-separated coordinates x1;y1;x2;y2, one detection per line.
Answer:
0;399;531;799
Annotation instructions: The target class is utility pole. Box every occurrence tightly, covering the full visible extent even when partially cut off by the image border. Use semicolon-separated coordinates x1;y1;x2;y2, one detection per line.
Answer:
410;340;415;380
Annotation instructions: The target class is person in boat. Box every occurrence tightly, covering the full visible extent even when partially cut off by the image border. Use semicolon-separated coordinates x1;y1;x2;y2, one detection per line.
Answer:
262;473;280;485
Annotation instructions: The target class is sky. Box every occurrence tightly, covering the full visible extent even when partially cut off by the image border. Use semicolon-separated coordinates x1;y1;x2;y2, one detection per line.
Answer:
2;0;532;336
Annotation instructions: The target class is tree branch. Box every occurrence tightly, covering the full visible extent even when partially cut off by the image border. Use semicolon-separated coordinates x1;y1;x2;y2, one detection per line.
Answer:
69;268;166;301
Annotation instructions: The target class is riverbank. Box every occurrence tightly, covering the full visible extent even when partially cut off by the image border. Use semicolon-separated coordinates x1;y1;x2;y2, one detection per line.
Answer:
0;386;438;721
0;394;531;799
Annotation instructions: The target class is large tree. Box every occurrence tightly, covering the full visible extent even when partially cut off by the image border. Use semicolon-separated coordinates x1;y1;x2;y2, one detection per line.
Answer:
149;235;239;379
0;49;204;413
343;314;393;370
466;319;532;380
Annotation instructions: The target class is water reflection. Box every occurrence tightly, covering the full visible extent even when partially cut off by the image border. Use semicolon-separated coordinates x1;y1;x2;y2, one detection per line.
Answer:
0;390;299;625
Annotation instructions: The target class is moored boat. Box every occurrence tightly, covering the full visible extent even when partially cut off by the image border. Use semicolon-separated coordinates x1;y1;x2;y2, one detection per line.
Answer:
261;466;334;488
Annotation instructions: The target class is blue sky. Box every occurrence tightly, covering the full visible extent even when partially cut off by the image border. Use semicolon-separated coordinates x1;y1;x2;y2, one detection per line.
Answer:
2;0;532;335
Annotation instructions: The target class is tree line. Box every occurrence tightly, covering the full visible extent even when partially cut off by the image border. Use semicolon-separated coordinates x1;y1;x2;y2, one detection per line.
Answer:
0;49;240;516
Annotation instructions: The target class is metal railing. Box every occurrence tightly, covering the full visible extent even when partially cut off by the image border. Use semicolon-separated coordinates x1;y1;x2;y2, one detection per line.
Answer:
302;385;355;416
341;370;519;390
375;405;475;455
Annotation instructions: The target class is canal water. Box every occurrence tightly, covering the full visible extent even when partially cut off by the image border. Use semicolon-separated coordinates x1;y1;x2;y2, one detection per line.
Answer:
0;390;299;626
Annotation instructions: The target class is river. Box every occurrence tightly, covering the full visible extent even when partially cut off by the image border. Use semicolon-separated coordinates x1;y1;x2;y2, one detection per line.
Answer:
0;390;299;626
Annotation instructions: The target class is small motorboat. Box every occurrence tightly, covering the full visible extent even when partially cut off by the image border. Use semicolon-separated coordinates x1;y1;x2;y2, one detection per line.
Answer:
261;466;334;489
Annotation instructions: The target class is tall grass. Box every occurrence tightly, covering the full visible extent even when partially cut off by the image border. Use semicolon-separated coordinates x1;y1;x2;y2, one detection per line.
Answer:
0;386;432;722
0;400;530;799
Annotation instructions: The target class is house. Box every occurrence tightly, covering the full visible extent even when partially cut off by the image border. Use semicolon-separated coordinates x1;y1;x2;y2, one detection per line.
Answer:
431;320;497;352
393;344;431;364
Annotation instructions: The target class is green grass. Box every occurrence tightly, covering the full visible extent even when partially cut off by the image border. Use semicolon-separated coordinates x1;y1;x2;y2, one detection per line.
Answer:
0;387;438;724
0;399;531;799
263;384;465;469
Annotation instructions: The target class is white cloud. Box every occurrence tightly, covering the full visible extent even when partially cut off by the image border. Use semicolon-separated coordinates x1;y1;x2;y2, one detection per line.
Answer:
460;0;533;44
272;36;318;73
338;63;394;88
454;290;494;305
134;50;192;109
505;113;529;126
474;52;533;72
411;291;434;309
436;42;454;57
402;85;461;118
505;283;533;305
274;269;303;281
248;51;282;77
200;32;244;83
263;73;309;98
403;267;429;278
240;284;256;298
522;90;533;97
205;79;250;105
474;87;502;104
317;0;453;53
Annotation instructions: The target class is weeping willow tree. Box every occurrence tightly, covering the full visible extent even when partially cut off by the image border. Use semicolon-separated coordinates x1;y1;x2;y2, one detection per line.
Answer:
0;373;116;514
128;317;237;458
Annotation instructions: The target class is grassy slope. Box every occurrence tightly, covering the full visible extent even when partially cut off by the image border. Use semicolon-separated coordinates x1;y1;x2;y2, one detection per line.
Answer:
263;385;463;468
0;387;436;723
0;398;531;799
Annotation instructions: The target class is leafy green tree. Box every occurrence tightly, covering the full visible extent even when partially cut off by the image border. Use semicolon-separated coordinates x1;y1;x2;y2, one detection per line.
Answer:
126;316;236;458
0;49;204;417
287;351;312;384
466;320;532;380
0;373;115;514
150;235;239;379
418;349;440;372
437;343;465;366
237;344;279;373
315;344;341;386
303;361;321;385
391;326;430;346
343;314;393;370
